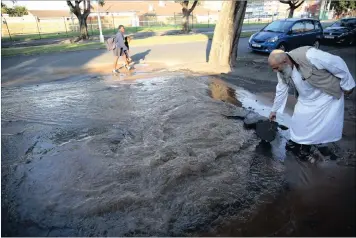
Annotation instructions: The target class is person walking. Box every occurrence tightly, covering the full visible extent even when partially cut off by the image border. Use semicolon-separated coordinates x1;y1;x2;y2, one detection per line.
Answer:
268;46;355;160
113;25;131;73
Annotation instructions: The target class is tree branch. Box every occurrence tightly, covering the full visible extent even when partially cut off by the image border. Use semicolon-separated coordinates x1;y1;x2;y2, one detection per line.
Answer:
181;0;188;8
279;0;291;4
87;0;91;12
83;0;90;18
295;0;305;9
75;0;80;10
188;0;198;14
66;0;75;10
67;0;80;16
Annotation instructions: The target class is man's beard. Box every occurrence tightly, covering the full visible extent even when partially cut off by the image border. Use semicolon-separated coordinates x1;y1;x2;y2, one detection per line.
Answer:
279;64;293;83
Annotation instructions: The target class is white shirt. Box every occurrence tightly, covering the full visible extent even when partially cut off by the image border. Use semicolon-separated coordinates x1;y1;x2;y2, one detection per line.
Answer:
271;48;355;144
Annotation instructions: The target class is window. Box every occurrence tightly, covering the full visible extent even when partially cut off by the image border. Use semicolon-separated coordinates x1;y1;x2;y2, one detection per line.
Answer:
304;21;314;32
345;19;356;28
331;21;346;27
291;22;304;33
315;21;322;30
263;20;294;33
332;19;356;28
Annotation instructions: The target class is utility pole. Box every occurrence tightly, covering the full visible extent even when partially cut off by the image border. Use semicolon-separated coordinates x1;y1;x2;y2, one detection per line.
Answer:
97;0;104;43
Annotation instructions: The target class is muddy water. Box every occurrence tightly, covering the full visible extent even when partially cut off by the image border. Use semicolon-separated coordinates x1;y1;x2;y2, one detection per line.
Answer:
1;73;355;236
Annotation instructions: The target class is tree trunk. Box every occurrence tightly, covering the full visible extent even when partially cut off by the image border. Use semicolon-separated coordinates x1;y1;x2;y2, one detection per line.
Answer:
279;0;304;18
182;12;189;33
67;0;91;40
79;15;89;39
180;0;198;33
208;1;247;69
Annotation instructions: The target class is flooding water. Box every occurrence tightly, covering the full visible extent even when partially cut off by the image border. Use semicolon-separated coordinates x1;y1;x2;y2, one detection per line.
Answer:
2;73;355;236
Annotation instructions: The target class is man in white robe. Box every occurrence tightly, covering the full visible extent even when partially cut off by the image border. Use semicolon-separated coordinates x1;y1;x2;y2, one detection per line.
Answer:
268;47;355;159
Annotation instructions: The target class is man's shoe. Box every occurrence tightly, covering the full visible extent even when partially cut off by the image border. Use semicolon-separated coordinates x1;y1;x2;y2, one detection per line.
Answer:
285;140;300;153
112;69;119;74
306;155;317;164
297;144;312;161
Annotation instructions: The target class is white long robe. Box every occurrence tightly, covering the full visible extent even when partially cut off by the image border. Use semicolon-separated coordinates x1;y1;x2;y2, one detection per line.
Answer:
271;48;355;145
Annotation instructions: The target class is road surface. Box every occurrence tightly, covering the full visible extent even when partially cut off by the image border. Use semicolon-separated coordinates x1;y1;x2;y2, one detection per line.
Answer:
3;36;355;86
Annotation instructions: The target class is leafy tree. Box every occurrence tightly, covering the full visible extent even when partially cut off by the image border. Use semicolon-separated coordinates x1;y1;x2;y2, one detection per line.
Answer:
331;0;356;17
1;3;8;14
1;4;28;17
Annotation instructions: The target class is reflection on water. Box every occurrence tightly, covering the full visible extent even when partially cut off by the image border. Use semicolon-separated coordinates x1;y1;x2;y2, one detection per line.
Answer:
209;81;242;107
1;73;355;237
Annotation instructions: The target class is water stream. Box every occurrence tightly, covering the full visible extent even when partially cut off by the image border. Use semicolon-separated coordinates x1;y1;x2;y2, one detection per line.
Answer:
2;73;354;236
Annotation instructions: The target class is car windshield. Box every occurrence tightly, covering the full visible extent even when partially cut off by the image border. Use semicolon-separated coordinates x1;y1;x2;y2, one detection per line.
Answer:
263;20;294;33
331;21;346;27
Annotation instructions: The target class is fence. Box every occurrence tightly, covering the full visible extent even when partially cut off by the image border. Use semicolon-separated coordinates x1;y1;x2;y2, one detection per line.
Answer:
1;10;297;42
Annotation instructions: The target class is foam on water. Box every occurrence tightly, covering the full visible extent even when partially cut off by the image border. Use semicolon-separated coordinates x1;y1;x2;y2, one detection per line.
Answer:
2;74;285;236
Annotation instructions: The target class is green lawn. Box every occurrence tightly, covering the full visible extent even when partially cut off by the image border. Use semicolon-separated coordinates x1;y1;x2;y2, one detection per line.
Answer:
1;22;265;42
1;42;105;57
1;26;183;42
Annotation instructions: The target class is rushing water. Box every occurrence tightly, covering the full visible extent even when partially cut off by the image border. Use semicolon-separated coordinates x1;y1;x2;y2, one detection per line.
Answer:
1;73;354;236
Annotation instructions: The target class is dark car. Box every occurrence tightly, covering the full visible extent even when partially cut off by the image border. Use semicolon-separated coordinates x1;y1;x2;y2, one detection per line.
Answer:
249;18;323;53
323;18;356;45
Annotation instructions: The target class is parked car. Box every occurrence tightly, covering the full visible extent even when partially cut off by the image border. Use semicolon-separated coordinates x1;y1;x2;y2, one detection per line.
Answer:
249;18;323;53
323;18;356;45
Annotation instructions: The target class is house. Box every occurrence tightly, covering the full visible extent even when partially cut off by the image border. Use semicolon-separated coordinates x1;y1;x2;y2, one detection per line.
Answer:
28;10;71;19
91;1;219;26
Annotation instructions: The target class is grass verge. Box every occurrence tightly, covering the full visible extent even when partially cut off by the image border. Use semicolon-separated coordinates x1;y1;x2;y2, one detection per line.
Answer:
1;22;267;42
2;31;257;57
1;42;105;57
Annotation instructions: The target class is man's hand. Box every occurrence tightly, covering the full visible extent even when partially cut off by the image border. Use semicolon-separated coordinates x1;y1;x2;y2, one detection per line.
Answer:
343;88;354;95
269;111;277;121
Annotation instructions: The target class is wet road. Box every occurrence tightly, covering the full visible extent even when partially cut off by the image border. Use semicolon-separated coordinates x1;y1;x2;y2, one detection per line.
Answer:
2;74;286;236
2;73;355;236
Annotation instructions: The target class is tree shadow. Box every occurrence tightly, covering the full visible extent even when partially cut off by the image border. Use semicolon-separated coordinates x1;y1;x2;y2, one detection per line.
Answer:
130;32;156;40
160;30;184;36
131;49;151;64
205;38;212;62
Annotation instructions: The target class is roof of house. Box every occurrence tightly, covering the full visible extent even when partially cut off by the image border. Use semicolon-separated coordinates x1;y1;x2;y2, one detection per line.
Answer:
94;1;218;16
28;2;217;18
28;10;72;18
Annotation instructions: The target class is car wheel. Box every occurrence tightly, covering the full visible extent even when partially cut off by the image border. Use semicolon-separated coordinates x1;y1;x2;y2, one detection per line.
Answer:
277;43;287;51
313;40;320;49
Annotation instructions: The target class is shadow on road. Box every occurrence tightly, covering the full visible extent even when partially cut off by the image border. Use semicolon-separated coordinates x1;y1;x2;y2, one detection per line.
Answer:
160;30;184;36
205;39;212;62
129;32;156;40
131;49;151;64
